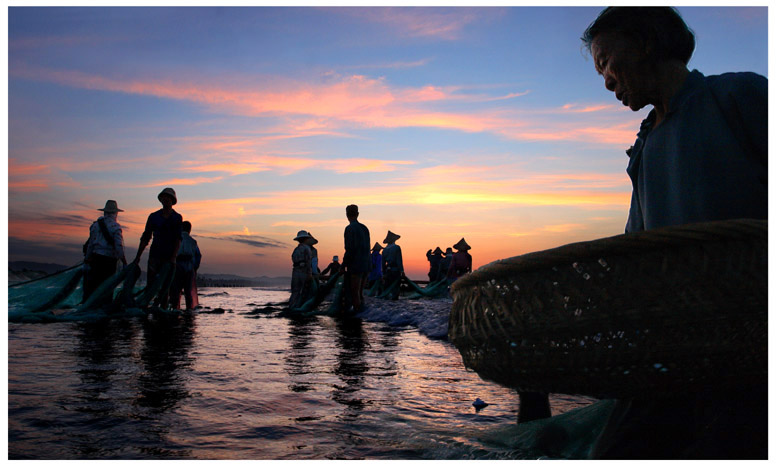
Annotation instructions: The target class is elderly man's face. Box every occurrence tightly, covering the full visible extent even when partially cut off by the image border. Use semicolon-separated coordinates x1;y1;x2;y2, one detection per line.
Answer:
591;32;656;112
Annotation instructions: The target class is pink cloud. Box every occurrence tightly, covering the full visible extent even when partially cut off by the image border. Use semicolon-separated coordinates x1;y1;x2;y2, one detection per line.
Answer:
10;62;640;146
561;103;618;113
8;158;81;193
145;176;225;187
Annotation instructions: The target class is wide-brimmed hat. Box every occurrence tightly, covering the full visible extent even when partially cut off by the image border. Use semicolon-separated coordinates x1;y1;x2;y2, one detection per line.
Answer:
383;231;400;244
306;234;319;245
372;242;383;252
294;230;312;241
453;238;471;251
158;187;177;205
432;247;443;255
98;200;124;213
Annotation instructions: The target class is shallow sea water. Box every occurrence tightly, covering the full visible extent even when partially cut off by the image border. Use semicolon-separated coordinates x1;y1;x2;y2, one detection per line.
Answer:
8;286;597;460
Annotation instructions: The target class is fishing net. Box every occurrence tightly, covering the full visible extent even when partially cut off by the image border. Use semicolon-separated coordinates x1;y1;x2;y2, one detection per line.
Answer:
9;263;85;319
280;271;450;317
9;262;178;323
449;219;767;400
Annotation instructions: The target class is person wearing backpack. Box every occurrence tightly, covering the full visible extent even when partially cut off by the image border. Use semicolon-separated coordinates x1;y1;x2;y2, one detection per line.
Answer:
83;200;127;301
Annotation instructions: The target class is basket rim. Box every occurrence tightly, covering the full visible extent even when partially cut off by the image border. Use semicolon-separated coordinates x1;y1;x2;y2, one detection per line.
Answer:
451;218;767;292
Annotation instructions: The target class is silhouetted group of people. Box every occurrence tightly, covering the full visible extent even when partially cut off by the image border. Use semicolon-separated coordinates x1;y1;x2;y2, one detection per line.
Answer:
289;204;474;311
425;238;472;284
83;187;202;311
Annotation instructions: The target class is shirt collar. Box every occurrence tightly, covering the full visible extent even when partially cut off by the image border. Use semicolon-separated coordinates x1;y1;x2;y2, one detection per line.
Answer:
633;70;703;146
667;69;704;115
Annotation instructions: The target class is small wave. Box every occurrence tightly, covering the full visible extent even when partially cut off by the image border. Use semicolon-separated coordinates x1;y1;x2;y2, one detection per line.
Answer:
201;291;230;297
358;297;452;339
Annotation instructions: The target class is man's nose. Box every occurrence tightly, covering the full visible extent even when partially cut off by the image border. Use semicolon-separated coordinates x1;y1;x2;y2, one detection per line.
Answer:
604;73;616;92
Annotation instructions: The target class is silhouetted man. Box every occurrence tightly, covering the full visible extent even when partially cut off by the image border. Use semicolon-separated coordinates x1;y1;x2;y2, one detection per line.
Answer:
342;204;370;313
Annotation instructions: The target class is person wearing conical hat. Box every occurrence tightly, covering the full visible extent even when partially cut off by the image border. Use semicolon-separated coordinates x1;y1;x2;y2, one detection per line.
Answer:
304;233;321;278
133;187;183;309
368;242;383;290
381;231;403;300
289;230;313;308
342;205;371;313
425;246;444;283
446;238;472;283
83;200;128;302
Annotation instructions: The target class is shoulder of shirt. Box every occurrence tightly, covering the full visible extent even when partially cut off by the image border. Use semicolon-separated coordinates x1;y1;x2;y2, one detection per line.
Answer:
705;70;767;85
104;216;123;228
703;71;767;99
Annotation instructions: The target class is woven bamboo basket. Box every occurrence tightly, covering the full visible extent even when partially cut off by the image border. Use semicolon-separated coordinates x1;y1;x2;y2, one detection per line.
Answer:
448;219;767;400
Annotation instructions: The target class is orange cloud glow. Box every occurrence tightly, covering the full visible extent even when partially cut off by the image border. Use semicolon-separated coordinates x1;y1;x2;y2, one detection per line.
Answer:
179;154;415;176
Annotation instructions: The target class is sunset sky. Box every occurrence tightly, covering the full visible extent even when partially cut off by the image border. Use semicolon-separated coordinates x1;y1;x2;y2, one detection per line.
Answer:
6;6;769;279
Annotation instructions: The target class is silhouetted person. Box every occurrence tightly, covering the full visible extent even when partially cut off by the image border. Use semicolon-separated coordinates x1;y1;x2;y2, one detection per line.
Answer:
368;243;383;289
439;247;453;282
583;7;766;233
446;238;472;283
582;7;767;459
133;188;182;309
170;221;201;310
381;231;403;300
305;233;320;278
342;205;370;313
290;230;313;309
321;255;340;278
425;247;443;282
83;200;127;302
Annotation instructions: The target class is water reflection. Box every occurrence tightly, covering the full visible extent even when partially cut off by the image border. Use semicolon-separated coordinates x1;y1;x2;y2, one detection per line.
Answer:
332;316;369;420
71;320;139;457
284;316;318;393
137;314;196;410
133;314;196;457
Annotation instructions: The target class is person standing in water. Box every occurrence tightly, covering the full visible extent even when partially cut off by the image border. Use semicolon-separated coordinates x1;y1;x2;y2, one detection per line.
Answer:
290;230;313;309
133;187;182;309
368;242;383;290
170;220;202;311
306;233;320;278
446;238;472;283
381;231;403;300
439;247;454;282
83;200;127;301
342;205;370;313
321;255;340;278
426;247;444;283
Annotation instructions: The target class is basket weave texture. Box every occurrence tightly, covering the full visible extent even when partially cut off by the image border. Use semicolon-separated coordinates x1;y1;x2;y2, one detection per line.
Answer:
448;219;767;399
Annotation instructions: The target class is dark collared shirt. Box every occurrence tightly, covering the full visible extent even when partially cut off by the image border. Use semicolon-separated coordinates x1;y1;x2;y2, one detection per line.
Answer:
625;70;767;232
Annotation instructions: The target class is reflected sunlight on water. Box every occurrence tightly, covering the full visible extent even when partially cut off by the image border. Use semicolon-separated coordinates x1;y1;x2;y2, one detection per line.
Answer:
9;287;596;460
